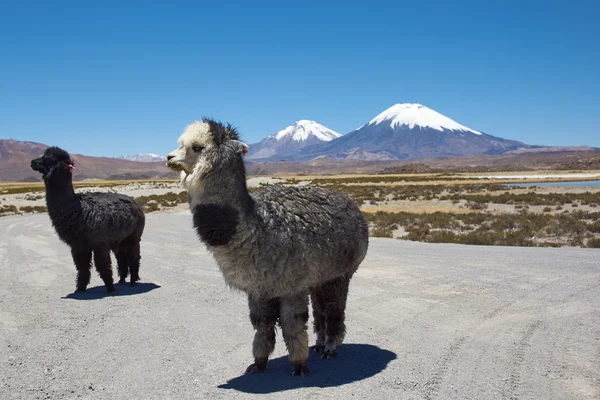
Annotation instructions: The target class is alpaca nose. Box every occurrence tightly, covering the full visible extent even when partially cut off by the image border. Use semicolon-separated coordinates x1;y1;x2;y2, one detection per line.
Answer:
167;154;175;161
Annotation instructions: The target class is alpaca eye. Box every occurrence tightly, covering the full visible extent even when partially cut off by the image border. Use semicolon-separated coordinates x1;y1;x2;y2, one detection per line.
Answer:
192;145;204;153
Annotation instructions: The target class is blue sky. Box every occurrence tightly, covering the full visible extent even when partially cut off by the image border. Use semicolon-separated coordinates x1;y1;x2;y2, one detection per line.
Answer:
1;0;599;157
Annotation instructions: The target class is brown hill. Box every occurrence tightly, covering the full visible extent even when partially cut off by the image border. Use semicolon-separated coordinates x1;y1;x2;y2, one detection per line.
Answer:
3;139;599;181
0;139;176;181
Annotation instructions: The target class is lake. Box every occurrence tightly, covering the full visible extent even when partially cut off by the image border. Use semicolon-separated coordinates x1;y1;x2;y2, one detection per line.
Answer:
505;180;600;188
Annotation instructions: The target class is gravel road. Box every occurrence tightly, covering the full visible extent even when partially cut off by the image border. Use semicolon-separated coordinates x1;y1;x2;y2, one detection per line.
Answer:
1;213;599;399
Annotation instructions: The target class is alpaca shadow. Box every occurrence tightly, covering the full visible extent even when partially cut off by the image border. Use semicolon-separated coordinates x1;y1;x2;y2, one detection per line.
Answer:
61;282;161;300
218;343;396;394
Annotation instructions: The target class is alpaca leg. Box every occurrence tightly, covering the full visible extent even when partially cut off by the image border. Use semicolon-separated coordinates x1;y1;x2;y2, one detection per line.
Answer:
126;241;141;285
309;289;326;353
245;296;279;374
113;246;129;284
93;246;115;292
71;248;92;292
314;275;351;359
279;293;310;377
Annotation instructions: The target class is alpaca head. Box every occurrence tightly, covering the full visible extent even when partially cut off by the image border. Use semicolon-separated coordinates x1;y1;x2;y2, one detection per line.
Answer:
31;147;75;182
166;118;248;178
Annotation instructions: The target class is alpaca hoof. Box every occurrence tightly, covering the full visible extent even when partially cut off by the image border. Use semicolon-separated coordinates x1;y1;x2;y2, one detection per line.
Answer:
75;288;86;293
320;349;337;359
312;344;325;354
245;363;266;375
245;357;267;374
291;364;309;377
106;286;116;293
118;279;126;284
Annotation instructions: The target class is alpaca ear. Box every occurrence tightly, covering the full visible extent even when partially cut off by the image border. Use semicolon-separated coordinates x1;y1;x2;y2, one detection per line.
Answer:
231;140;249;156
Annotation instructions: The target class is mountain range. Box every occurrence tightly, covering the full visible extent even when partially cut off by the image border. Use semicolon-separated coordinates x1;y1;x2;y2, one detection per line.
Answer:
0;139;174;182
0;138;597;182
248;103;527;161
1;103;597;181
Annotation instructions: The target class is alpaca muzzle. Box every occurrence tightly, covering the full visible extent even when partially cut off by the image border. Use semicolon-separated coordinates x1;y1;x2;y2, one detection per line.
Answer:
166;154;186;172
30;158;44;173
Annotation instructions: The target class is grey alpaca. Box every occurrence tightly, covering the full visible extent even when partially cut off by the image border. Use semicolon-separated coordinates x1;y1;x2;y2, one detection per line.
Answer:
167;119;369;376
31;147;145;292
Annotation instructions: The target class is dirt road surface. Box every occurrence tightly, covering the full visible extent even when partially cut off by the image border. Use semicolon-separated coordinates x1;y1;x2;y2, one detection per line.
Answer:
1;213;599;399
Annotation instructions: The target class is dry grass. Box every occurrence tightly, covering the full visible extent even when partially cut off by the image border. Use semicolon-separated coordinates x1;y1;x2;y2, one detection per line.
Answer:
0;179;179;194
361;202;472;214
0;179;178;188
294;172;600;248
3;171;600;248
365;210;600;248
270;170;600;187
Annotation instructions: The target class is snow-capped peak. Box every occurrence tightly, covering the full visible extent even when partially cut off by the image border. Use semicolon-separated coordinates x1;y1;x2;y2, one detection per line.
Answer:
271;120;341;142
117;153;167;162
368;103;482;135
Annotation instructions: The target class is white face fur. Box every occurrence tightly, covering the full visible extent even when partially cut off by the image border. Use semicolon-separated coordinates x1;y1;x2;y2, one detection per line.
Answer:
167;121;214;175
167;120;249;180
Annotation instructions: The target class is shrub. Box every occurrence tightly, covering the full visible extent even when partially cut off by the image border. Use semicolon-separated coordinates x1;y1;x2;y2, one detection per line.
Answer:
371;227;394;238
466;201;487;210
587;238;600;248
135;191;188;212
588;221;600;233
0;205;19;216
363;209;600;248
20;206;47;213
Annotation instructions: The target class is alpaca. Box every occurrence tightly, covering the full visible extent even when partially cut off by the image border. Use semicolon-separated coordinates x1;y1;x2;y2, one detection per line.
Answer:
31;147;146;293
167;119;369;376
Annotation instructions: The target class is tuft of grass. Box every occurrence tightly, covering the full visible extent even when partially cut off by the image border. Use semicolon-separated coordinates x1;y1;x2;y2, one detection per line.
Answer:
135;191;188;213
441;191;600;207
371;227;394;238
0;205;19;216
20;206;47;213
24;194;44;201
587;238;600;248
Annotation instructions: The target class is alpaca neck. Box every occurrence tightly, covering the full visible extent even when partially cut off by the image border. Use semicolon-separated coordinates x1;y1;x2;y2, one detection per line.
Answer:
187;162;256;248
187;164;253;213
44;176;80;219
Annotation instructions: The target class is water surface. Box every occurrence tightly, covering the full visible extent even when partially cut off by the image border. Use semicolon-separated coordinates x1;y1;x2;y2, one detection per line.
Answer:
505;180;600;188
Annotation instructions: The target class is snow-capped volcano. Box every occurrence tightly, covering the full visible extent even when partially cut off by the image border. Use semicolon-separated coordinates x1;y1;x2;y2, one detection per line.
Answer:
367;103;482;135
117;153;167;162
295;103;526;161
246;120;341;160
272;120;341;142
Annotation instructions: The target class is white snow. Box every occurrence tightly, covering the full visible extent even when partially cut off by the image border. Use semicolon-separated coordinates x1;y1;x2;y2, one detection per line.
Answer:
369;103;482;135
272;120;341;142
118;153;167;162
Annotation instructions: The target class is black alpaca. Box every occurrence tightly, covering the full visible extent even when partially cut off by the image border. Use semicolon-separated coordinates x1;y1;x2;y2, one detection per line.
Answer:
31;147;146;292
